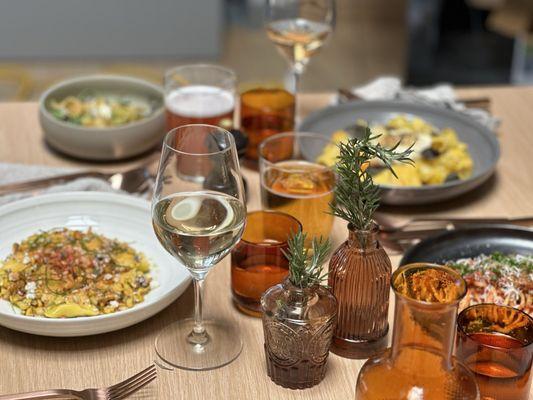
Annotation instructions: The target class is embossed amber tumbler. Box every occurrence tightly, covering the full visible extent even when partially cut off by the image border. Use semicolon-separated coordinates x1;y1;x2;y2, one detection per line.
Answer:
261;279;337;389
328;223;391;359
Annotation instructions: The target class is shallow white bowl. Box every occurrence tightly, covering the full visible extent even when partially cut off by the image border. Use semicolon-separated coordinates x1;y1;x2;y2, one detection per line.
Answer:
39;75;165;161
0;192;190;337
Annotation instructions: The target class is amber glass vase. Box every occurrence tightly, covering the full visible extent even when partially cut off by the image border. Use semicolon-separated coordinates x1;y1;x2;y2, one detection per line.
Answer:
261;279;337;389
328;223;391;359
356;263;480;400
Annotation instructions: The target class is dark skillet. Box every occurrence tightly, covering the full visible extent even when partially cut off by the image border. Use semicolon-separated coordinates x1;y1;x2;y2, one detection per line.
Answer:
400;225;533;266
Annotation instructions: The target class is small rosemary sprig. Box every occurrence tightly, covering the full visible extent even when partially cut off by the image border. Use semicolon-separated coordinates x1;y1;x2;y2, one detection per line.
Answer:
283;231;331;289
330;127;414;231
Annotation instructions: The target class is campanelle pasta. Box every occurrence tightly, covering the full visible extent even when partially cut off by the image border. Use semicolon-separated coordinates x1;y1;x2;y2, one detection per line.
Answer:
0;228;152;318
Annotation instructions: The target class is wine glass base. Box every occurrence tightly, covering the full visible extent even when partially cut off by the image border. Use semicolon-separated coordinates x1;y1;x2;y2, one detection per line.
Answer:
155;318;243;371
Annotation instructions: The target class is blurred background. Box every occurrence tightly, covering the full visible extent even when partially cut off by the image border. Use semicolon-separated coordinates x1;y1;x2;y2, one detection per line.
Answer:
0;0;531;101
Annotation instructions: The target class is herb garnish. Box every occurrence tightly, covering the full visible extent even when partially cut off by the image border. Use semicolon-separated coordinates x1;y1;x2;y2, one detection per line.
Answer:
329;127;413;231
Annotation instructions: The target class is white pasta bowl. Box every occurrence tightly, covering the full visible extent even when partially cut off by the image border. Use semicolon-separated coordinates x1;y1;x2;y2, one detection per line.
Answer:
39;75;165;161
0;192;190;337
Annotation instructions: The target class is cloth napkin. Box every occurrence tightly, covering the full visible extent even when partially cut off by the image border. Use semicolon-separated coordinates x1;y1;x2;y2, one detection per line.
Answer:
337;77;500;132
0;163;123;206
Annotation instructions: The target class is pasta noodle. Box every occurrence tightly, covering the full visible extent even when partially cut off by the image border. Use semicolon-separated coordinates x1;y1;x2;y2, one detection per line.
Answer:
0;228;153;318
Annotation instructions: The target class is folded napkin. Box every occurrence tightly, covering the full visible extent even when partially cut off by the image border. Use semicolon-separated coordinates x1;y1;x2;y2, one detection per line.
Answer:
0;163;123;206
338;77;500;132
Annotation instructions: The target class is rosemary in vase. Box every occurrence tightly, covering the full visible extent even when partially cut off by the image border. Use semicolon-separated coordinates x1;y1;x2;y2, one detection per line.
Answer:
283;231;331;289
330;127;414;231
327;127;414;358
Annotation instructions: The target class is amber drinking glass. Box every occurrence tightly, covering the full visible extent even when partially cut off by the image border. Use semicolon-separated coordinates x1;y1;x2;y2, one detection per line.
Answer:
240;86;295;160
165;64;236;130
259;132;336;244
356;263;480;400
456;304;533;400
231;210;302;317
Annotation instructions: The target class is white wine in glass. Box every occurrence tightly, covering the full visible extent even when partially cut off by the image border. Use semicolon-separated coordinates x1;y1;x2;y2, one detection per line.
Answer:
266;0;335;93
152;124;246;370
153;192;246;273
266;18;332;75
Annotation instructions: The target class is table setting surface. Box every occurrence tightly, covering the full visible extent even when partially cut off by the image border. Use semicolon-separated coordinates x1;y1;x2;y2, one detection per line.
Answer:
0;87;532;399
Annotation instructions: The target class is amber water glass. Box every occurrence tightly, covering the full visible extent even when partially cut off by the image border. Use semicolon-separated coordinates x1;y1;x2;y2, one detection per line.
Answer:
240;86;295;160
456;304;533;400
231;210;302;316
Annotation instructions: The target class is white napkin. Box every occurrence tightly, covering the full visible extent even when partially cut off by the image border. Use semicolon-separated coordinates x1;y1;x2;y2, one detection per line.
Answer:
0;163;122;206
339;77;500;132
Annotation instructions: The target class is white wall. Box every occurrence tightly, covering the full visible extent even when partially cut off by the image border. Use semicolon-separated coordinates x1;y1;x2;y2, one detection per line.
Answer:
0;0;223;59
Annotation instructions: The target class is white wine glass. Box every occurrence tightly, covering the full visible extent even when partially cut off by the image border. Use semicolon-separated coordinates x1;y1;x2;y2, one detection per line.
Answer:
266;0;335;94
152;124;247;370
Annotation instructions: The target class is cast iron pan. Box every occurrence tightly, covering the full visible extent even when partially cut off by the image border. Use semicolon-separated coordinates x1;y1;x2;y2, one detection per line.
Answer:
400;225;533;266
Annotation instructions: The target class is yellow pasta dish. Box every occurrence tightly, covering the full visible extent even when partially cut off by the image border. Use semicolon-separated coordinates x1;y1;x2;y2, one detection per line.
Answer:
317;115;474;187
0;228;152;318
49;93;153;127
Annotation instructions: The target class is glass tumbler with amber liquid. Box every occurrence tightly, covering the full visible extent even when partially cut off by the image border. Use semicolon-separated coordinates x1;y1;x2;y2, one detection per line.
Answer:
259;132;336;245
231;210;302;316
356;263;480;400
240;86;295;161
456;304;533;400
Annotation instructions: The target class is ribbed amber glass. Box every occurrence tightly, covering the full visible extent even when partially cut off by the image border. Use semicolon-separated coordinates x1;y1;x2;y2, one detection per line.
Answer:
328;223;391;359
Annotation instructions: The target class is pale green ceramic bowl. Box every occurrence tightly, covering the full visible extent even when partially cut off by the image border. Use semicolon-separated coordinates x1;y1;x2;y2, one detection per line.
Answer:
39;75;165;161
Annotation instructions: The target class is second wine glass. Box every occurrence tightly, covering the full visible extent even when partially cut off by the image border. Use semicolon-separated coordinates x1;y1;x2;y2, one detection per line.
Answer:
152;124;247;370
265;0;335;94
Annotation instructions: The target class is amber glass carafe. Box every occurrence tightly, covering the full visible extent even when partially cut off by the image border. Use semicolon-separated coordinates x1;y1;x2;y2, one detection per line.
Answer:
328;223;391;359
356;263;480;400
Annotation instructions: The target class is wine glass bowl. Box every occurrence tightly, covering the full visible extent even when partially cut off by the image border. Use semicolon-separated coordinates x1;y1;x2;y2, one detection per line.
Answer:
151;124;246;370
265;0;335;92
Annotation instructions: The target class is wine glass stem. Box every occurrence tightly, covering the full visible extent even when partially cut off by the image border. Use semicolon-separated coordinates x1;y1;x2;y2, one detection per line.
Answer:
188;277;208;346
291;69;302;125
292;69;301;95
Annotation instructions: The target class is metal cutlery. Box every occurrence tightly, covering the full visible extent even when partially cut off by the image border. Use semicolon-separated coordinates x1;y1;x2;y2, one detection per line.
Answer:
375;213;533;253
0;364;157;400
0;165;154;196
375;213;533;234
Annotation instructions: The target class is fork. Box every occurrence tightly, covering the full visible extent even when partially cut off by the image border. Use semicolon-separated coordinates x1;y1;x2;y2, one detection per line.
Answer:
0;364;157;400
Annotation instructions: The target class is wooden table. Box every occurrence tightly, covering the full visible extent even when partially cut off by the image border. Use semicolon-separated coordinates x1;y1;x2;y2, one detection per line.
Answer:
0;87;532;399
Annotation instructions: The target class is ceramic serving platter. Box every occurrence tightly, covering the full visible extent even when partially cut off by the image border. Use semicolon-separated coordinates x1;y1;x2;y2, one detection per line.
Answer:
299;100;500;205
0;192;190;337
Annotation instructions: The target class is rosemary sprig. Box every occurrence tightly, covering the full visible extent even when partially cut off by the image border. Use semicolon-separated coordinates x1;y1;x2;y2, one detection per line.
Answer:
283;231;331;289
330;127;414;231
